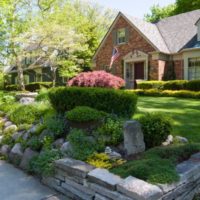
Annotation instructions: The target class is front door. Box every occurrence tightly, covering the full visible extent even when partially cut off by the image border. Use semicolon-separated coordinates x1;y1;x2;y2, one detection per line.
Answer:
125;62;144;89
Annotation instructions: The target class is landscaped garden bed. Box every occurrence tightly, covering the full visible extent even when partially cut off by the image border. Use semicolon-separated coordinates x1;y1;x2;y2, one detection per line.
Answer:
0;82;200;200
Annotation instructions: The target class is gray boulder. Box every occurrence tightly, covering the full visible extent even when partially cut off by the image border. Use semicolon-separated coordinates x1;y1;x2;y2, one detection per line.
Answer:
105;147;122;160
9;143;23;166
3;124;18;134
19;148;39;170
22;131;31;141
60;142;72;154
12;131;24;141
123;120;145;156
39;129;54;140
175;136;188;143
53;138;65;149
20;97;35;105
0;145;11;157
4;121;13;128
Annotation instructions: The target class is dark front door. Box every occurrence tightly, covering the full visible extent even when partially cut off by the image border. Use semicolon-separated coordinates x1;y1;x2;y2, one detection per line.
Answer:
134;62;144;80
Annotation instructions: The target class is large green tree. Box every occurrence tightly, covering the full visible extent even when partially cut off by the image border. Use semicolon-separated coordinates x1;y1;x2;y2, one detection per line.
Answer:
145;0;200;22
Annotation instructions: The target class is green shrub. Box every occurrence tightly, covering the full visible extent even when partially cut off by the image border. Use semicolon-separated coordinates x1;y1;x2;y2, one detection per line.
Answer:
0;103;19;116
96;116;124;146
186;80;200;91
27;136;42;151
134;89;200;99
5;84;18;91
36;88;49;102
66;106;106;122
29;149;61;177
9;103;49;125
163;80;187;90
1;132;14;146
33;124;47;136
137;81;164;90
44;114;66;137
87;153;126;169
111;144;200;184
49;87;138;117
137;80;200;91
25;82;52;92
67;129;103;161
139;113;172;148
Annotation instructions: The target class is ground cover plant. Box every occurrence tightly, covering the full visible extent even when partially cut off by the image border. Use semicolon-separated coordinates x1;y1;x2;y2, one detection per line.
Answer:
111;143;200;184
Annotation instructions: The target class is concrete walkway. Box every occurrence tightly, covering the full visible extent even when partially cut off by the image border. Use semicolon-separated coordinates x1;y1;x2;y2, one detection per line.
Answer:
0;160;68;200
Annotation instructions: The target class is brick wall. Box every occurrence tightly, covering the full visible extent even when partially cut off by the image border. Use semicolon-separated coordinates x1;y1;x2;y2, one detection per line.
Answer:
174;60;184;80
94;16;156;78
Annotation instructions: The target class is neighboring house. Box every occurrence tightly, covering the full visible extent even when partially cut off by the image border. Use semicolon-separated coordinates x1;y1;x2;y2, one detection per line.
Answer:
4;45;64;85
93;10;200;88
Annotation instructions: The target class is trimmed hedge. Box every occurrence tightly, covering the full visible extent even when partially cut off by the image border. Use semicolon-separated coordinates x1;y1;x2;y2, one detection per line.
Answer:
137;80;200;91
5;82;52;92
25;82;52;92
49;87;138;117
134;89;200;99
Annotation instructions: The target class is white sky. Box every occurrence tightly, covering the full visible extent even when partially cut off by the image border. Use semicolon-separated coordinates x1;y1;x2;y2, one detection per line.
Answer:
94;0;176;18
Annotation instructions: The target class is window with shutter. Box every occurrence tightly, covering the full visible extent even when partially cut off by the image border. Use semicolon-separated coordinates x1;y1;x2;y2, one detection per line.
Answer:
117;28;126;44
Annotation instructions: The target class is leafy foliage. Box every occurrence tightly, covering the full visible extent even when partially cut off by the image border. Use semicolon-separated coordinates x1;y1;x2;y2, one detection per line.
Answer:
67;129;103;161
87;153;126;169
29;149;61;177
96;116;124;146
66;106;106;122
139;113;172;148
68;71;125;89
111;144;200;184
49;87;137;117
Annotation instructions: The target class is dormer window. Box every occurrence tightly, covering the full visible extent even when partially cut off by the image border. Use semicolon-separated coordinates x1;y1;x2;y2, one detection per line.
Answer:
117;28;126;44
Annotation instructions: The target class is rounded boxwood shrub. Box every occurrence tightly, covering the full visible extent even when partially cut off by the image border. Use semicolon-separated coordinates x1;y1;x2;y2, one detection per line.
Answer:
66;106;106;122
49;87;137;118
68;70;125;89
139;113;172;148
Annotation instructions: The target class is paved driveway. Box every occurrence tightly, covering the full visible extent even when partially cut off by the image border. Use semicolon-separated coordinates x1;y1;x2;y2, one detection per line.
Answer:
0;160;68;200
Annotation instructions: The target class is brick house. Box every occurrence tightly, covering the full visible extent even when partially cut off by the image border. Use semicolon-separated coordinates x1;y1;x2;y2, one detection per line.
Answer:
93;10;200;88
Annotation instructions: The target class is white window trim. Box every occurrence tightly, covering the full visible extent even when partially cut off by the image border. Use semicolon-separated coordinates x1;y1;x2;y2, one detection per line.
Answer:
117;28;126;45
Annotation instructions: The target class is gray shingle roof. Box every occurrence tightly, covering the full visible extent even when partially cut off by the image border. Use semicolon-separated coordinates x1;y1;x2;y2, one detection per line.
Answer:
125;9;200;53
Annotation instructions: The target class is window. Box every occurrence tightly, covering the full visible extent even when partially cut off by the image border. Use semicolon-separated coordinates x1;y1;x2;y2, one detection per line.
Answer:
188;57;200;80
117;28;126;44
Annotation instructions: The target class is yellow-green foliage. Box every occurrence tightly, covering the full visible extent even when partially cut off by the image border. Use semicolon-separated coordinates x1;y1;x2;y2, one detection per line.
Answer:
87;153;126;169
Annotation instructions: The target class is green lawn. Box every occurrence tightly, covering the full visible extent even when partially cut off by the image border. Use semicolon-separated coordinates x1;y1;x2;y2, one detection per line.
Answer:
134;96;200;143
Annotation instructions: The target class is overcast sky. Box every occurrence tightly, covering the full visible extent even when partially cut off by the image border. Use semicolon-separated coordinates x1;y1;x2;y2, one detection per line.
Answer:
94;0;176;18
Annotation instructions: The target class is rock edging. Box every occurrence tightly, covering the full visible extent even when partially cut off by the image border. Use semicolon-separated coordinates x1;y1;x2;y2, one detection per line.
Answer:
42;153;200;200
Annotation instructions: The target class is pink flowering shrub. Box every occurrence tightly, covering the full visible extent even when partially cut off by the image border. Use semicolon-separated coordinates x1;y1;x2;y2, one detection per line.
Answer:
68;71;125;89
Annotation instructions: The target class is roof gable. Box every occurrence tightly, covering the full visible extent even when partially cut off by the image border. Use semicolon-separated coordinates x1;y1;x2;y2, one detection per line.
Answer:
156;9;200;53
93;9;200;59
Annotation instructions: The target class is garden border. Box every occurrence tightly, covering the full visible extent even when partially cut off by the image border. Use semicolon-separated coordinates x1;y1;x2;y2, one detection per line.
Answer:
42;153;200;200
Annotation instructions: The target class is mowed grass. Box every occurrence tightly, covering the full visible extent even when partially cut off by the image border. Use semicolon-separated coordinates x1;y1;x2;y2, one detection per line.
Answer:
134;96;200;142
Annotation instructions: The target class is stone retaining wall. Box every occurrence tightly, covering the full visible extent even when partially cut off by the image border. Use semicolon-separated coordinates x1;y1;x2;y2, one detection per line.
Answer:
42;153;200;200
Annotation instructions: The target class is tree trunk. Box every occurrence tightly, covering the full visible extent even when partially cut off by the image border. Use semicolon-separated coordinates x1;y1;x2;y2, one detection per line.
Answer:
52;67;57;87
16;56;25;91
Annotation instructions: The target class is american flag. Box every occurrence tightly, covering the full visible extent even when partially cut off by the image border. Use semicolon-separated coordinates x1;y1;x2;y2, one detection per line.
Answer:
109;47;120;68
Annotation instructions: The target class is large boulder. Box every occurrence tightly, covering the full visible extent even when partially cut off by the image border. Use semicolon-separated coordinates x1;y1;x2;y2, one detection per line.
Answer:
20;97;35;105
19;148;39;170
12;131;24;141
39;129;54;140
53;138;65;149
4;121;13;128
0;145;11;157
60;142;72;154
123;120;145;156
9;143;23;166
3;124;18;134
